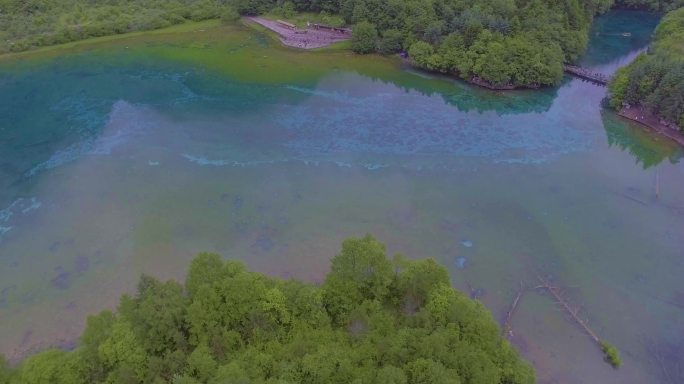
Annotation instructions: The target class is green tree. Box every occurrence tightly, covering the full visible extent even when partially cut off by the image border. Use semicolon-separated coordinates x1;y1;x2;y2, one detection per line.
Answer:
352;21;378;54
0;354;10;384
9;237;535;384
187;343;218;381
15;350;84;384
376;365;407;384
394;258;450;308
601;341;622;368
404;358;458;384
210;361;250;384
220;7;240;24
98;321;148;381
408;41;435;68
80;310;116;381
186;252;226;297
121;275;188;355
608;8;684;131
378;29;404;54
322;235;393;323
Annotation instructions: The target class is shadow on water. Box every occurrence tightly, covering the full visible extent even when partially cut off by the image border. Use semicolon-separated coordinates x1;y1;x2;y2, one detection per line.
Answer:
361;65;559;116
602;107;683;168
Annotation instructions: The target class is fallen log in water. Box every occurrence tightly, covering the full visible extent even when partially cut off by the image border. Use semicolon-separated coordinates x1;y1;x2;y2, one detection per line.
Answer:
535;274;600;344
535;275;621;367
502;281;526;338
618;191;649;206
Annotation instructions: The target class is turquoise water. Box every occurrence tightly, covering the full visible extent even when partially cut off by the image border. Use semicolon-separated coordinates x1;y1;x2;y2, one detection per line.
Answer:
1;11;682;384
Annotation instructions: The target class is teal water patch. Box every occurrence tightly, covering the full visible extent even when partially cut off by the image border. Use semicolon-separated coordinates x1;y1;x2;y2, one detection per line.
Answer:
0;44;598;197
581;10;661;72
0;54;295;205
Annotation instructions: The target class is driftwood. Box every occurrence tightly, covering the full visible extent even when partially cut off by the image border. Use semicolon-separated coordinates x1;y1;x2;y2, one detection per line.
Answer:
502;281;526;338
618;191;649;206
535;274;600;345
501;274;621;367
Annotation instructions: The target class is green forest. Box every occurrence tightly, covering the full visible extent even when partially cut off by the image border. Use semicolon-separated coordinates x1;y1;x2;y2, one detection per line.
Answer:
0;235;534;384
0;0;680;88
608;7;684;130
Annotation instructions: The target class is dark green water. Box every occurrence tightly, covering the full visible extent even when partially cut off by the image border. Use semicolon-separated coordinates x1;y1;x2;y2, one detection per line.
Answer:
1;11;682;384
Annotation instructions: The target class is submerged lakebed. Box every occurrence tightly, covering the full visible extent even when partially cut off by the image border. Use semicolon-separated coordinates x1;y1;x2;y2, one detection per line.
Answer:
0;10;682;384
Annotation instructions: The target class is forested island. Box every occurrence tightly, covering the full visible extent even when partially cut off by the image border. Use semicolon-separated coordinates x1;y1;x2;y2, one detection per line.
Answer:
0;0;681;89
608;7;684;133
0;236;535;384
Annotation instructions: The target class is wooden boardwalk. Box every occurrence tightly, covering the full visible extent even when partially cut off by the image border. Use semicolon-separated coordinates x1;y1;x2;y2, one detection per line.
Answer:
563;65;611;86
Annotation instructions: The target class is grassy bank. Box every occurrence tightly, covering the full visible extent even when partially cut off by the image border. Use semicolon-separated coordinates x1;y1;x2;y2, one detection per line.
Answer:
0;20;221;62
0;0;236;54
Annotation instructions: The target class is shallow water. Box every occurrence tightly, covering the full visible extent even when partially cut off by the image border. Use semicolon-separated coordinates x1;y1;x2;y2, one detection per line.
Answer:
1;11;683;384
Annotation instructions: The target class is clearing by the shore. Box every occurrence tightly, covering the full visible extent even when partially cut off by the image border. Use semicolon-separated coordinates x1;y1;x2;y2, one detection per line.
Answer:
245;17;351;49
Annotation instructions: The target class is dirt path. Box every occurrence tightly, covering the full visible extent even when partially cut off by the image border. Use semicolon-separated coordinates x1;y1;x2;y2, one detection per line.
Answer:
245;17;350;49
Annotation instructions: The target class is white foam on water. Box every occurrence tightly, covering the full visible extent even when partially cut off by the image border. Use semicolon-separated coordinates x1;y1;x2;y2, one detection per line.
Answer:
182;154;280;167
0;205;13;223
20;198;41;214
27;100;153;177
364;163;388;170
182;152;394;171
0;198;39;223
182;154;230;166
0;197;41;242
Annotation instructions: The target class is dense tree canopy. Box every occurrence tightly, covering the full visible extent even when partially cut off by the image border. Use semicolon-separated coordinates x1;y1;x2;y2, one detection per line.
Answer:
235;0;680;87
608;7;684;130
0;235;534;384
244;0;608;87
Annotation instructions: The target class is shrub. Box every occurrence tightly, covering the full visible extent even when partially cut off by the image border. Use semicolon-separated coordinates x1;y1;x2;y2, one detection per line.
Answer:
601;341;622;368
351;21;377;54
220;6;240;24
378;29;403;55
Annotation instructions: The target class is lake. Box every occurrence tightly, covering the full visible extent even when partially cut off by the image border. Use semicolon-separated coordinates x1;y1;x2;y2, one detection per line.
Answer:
1;10;682;384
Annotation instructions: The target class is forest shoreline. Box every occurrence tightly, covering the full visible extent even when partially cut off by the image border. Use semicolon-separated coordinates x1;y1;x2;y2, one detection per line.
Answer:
618;104;684;146
4;11;682;146
245;17;532;91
